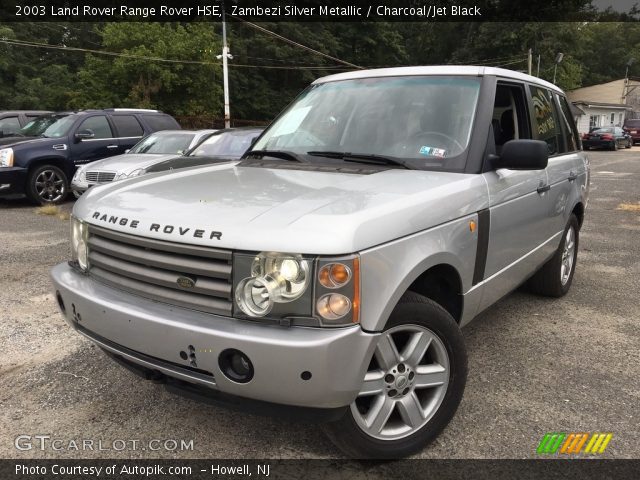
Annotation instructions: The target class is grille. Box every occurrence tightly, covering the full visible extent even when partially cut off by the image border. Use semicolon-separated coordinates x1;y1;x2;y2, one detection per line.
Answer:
87;226;233;316
85;171;116;183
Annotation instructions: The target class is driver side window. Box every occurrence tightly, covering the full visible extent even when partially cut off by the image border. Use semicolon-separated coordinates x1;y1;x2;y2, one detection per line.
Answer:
77;115;113;139
492;83;531;155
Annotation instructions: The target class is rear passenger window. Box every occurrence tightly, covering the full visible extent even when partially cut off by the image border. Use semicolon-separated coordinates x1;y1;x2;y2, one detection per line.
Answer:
556;94;580;152
530;86;563;155
144;114;179;132
0;116;20;135
78;115;113;139
112;115;143;137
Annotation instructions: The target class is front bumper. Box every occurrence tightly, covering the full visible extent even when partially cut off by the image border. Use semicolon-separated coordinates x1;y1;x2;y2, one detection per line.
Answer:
70;179;89;195
51;263;377;409
0;166;27;195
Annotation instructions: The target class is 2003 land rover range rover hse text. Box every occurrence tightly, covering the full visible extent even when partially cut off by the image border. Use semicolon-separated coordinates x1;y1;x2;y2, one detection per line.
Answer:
51;66;589;458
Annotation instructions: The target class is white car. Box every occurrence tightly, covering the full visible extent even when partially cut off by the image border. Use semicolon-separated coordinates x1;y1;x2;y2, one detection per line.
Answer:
71;129;215;197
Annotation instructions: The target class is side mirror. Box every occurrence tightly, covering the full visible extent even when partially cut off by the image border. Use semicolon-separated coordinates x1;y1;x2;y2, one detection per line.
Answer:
493;139;548;170
75;129;95;141
250;136;259;147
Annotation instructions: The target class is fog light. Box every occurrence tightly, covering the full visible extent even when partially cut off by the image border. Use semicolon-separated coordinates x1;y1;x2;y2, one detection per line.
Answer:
316;293;351;320
219;349;254;383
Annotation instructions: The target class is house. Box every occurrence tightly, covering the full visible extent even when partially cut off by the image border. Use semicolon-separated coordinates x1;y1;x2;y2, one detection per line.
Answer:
567;78;639;134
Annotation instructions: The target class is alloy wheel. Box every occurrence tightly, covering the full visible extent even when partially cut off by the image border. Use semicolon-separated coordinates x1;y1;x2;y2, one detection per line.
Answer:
351;324;450;441
560;226;576;285
35;169;66;203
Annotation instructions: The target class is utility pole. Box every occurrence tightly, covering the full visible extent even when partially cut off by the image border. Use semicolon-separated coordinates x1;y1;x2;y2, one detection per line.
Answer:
536;54;540;77
528;48;532;75
216;4;232;129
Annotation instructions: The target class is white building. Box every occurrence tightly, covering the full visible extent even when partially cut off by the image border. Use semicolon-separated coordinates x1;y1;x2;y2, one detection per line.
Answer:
567;78;638;134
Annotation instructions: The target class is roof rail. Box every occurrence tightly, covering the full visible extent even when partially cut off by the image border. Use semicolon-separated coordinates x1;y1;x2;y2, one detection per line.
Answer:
103;108;161;113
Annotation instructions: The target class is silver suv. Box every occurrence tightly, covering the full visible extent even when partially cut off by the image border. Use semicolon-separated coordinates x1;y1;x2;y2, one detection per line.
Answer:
51;66;589;458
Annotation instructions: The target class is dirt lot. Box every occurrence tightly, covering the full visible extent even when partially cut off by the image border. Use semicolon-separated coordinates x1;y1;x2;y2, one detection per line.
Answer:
0;150;638;459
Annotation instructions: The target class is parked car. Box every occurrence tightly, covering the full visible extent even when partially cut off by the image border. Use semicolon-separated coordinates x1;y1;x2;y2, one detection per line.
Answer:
71;129;215;197
623;118;640;144
0;109;180;204
51;66;588;459
582;126;631;150
0;110;51;138
145;127;264;174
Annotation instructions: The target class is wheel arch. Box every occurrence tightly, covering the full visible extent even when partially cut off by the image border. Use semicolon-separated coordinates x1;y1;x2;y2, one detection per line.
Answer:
406;263;463;324
572;201;585;229
364;254;466;333
27;156;73;178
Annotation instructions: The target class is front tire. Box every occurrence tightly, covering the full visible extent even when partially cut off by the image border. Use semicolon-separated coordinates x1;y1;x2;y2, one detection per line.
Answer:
26;165;68;205
322;292;467;459
527;214;579;297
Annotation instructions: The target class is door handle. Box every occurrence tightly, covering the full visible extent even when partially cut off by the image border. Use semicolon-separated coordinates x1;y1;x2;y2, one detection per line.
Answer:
568;171;578;182
537;184;551;194
106;145;118;149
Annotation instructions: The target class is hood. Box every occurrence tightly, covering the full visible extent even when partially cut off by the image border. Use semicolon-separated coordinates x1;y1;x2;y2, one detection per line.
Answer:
0;135;40;147
83;153;180;174
145;155;240;174
74;163;488;254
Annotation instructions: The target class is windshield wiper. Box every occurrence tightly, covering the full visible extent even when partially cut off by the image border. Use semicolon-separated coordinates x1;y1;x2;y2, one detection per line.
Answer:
307;151;412;169
246;149;308;163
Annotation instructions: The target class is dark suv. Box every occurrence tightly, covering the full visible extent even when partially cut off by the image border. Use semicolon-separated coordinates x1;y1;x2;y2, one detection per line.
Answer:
623;118;640;145
0;109;180;204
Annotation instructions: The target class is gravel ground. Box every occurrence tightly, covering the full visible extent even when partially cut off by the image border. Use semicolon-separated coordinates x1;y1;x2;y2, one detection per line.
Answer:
0;150;638;460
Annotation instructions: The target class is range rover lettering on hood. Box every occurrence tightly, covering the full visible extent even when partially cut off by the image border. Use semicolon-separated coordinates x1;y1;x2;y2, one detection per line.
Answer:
91;211;223;240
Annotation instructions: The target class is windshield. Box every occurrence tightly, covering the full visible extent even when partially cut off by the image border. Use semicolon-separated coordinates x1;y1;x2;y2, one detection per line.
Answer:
129;132;195;154
252;76;481;170
41;115;76;138
19;114;70;137
189;131;259;158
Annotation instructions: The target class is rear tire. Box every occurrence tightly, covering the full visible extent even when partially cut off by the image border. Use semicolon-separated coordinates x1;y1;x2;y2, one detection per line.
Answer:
322;292;467;459
527;214;579;297
26;165;68;205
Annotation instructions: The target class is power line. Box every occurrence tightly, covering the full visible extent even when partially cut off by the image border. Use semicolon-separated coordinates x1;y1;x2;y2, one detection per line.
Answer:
231;17;362;70
0;38;351;70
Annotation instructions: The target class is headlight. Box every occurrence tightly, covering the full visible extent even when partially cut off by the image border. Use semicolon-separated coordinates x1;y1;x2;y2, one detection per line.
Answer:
314;257;359;325
114;168;145;181
233;252;359;327
72;165;87;183
0;148;14;167
235;253;311;317
70;216;89;271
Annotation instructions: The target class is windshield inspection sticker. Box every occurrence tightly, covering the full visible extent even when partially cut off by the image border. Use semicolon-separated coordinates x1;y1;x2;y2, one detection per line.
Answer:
419;145;446;158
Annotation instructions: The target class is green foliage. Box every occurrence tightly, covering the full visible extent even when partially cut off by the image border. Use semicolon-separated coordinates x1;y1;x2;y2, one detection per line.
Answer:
1;21;639;121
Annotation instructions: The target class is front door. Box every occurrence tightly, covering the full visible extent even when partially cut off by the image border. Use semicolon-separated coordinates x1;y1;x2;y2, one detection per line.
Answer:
477;82;553;312
70;115;121;166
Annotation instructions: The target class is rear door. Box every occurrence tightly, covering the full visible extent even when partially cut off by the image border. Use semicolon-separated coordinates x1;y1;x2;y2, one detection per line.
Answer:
69;115;120;166
537;89;583;238
111;114;145;151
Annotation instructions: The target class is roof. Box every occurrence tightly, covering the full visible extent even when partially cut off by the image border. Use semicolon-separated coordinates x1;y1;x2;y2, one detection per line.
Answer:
571;100;631;110
314;66;563;93
566;78;640;105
